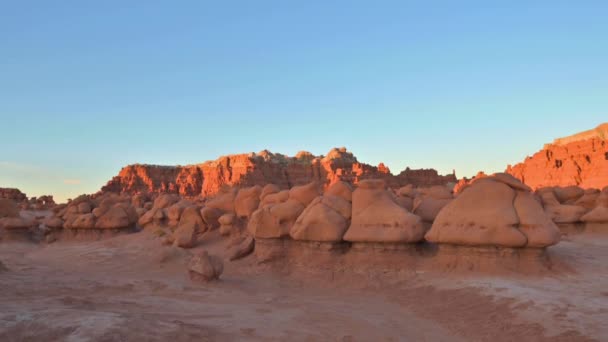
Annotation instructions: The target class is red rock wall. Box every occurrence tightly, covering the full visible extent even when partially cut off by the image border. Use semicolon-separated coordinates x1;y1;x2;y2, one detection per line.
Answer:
507;137;608;189
100;149;457;197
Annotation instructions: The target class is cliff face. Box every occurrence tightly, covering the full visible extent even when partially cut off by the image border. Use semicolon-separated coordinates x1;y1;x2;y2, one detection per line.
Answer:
507;123;608;189
100;148;457;197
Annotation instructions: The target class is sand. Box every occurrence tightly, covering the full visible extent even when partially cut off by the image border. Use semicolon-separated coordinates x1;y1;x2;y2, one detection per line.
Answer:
0;225;606;341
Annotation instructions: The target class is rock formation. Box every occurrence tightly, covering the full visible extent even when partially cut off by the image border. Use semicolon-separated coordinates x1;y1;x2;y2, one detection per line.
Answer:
343;179;425;243
425;173;560;248
188;250;224;282
100;148;456;198
507;123;608;189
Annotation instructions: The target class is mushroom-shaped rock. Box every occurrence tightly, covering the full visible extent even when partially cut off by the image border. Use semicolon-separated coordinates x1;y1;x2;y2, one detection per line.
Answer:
290;195;352;242
425;174;560;248
235;186;262;218
0;199;19;218
343;179;425;243
574;189;601;210
248;199;306;238
188;250;223;282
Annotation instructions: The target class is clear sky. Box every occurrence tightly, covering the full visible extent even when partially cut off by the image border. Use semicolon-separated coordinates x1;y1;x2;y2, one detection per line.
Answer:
1;1;607;203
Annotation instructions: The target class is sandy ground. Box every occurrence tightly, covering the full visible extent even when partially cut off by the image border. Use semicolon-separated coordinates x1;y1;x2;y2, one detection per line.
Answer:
0;225;606;341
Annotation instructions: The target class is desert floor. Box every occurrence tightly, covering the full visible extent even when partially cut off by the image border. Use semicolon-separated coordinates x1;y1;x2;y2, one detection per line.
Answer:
1;225;606;342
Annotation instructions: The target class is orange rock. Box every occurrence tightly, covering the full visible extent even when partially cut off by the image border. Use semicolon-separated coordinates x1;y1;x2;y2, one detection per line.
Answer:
234;186;262;218
426;175;560;248
343;179;425;243
290;195;351;242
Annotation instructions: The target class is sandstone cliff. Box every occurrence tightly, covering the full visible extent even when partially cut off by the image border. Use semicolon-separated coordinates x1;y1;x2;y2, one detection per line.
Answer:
507;123;608;189
101;148;457;197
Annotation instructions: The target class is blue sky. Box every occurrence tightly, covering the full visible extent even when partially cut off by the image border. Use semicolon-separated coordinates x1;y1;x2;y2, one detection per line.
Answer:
1;1;607;202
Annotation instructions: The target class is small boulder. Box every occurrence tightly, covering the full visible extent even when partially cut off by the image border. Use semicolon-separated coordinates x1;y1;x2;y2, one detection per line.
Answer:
235;186;262;218
188;250;223;282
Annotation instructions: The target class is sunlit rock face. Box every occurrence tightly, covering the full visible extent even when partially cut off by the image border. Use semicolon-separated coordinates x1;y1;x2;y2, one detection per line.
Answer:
507;123;608;189
100;148;457;198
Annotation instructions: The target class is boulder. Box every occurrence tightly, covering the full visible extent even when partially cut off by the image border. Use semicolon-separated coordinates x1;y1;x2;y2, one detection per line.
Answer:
0;217;33;230
289;182;321;206
188;250;223;282
248;199;306;238
581;206;608;223
260;190;289;208
574;189;601;210
554;186;585;204
206;188;237;213
77;202;92;214
71;214;96;229
218;213;236;236
325;181;353;202
95;206;133;229
153;194;180;209
425;174;560;248
166;200;193;227
260;184;281;200
290;195;351;242
234;186;262;218
227;235;255;261
43;216;64;229
172;206;204;248
200;207;223;230
343;179;425;243
539;190;587;223
0;199;19;218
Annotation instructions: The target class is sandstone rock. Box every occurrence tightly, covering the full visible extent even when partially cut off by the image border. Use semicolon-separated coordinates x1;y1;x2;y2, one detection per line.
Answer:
227;235;255;261
95;206;132;229
539;190;587;223
166;200;193;227
218;213;236;235
290;195;351;242
343;179;425;243
153;194;180;209
581;205;608;223
188;250;223;282
248;198;306;239
234;186;262;218
413;197;452;223
77;202;92;214
100;149;457;199
0;217;33;230
425;175;560;248
200;207;223;230
206;188;237;213
172;206;204;248
71;214;96;229
260;190;289;207
0;199;19;218
260;184;280;200
324;181;353;202
43;216;64;229
507;123;608;189
554;186;585;204
574;189;601;210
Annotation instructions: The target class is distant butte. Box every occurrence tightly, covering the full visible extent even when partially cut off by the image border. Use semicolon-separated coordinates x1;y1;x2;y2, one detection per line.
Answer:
507;123;608;189
100;147;457;197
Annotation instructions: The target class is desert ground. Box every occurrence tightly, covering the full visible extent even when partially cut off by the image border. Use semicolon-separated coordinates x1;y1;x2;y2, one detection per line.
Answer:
1;219;606;341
